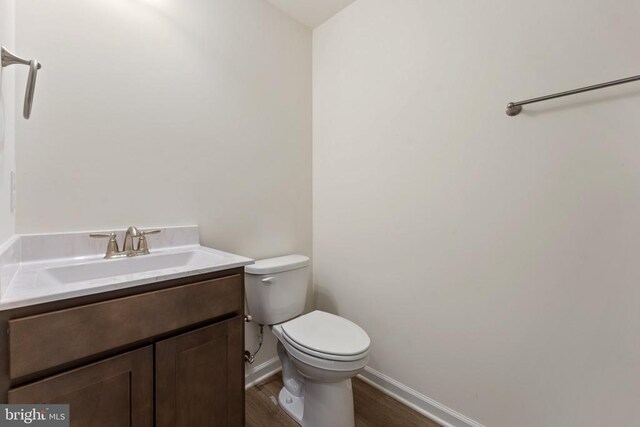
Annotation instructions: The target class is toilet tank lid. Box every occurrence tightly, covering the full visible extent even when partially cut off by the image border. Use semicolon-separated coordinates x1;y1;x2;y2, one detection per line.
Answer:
245;255;310;275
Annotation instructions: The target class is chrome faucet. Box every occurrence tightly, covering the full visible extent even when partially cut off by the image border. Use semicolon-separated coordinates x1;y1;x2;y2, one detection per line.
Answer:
90;226;161;259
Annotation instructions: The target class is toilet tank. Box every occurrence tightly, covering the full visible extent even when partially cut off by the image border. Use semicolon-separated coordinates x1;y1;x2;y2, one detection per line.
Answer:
244;255;310;325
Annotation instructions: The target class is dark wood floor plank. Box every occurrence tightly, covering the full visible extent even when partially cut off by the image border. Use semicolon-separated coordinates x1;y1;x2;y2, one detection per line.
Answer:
353;377;440;427
246;374;441;427
255;376;288;403
245;385;298;427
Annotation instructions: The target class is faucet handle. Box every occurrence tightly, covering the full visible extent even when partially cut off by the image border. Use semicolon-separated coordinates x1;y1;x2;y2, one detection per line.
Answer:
137;229;161;254
89;232;115;238
90;232;120;258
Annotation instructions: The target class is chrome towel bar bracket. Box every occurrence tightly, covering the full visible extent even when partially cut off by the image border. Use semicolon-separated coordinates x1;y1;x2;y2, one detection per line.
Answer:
506;73;640;117
1;46;41;119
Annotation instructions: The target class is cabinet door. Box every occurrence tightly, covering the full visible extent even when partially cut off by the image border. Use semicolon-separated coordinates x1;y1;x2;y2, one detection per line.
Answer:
8;346;153;427
156;317;244;427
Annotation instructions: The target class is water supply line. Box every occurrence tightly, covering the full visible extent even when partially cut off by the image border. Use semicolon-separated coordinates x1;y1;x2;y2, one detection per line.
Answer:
244;315;263;364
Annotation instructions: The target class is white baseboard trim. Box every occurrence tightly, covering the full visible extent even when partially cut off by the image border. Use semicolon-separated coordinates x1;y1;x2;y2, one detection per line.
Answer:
245;357;281;389
244;359;484;427
357;367;485;427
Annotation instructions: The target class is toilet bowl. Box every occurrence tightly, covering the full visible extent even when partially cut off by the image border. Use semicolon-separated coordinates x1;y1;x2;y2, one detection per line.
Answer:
245;256;371;427
273;311;370;426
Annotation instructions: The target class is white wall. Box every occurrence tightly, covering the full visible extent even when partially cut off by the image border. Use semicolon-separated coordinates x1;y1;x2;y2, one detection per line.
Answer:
313;1;640;426
15;0;312;367
264;0;355;28
0;0;15;243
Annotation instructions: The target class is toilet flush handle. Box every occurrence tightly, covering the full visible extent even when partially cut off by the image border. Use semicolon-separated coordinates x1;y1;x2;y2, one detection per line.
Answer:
261;276;275;284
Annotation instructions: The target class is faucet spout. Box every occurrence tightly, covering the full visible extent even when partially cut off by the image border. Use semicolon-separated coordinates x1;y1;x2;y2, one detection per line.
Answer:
123;226;141;253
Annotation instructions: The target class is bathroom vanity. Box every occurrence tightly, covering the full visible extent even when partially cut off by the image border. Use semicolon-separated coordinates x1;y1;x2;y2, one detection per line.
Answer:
0;226;253;426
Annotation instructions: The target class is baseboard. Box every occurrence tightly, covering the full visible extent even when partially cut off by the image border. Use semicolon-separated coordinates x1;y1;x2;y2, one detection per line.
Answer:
245;357;281;389
357;367;485;427
244;358;484;427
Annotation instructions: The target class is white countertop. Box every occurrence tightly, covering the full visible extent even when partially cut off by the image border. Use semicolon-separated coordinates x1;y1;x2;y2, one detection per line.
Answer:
0;226;254;311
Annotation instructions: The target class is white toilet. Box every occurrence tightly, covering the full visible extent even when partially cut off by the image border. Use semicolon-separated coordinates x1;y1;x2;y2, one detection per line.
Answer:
245;255;370;427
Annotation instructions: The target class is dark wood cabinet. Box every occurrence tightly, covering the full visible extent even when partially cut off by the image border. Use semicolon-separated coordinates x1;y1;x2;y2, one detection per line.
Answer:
8;274;242;380
0;268;246;427
8;346;154;427
156;317;244;427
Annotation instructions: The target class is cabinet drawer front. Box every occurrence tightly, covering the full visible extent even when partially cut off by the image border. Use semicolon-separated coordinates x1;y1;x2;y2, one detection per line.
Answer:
9;274;242;380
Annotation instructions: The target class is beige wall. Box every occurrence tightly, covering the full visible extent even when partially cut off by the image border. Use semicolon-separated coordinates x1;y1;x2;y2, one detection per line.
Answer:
313;1;640;426
0;0;15;243
13;0;640;423
15;0;312;367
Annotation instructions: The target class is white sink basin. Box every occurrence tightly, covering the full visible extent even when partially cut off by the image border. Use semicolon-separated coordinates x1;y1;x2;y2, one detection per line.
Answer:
37;249;230;287
0;245;253;310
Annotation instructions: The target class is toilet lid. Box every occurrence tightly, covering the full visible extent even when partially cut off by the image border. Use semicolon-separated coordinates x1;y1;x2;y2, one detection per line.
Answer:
281;311;370;358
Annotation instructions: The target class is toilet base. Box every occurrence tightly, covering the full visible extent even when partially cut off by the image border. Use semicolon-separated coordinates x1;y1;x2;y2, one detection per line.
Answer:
279;387;304;424
278;379;356;427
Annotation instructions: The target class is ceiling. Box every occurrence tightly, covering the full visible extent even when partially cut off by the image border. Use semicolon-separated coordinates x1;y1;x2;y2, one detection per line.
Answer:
266;0;356;28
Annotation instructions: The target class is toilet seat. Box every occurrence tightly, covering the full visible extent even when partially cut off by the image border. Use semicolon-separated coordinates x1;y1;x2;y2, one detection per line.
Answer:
280;311;370;362
278;332;370;373
281;333;369;362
